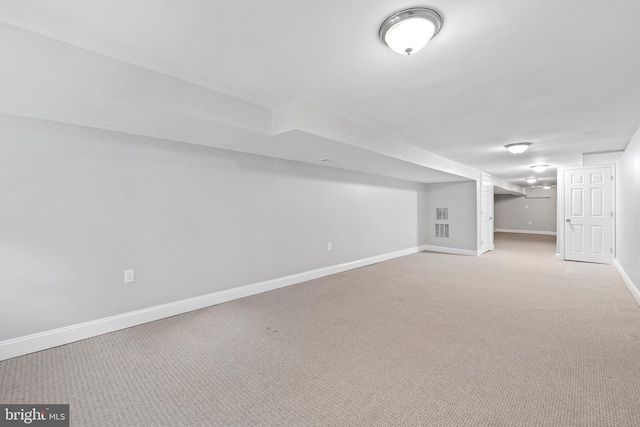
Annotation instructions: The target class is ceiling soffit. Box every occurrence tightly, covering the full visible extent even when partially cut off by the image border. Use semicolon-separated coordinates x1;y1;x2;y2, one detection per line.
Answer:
0;22;478;185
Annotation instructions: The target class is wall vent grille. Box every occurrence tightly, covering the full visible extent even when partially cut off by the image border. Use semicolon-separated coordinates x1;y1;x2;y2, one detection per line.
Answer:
435;223;450;238
436;207;449;220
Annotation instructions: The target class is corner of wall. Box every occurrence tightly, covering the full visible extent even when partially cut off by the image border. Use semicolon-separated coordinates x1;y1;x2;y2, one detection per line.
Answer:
613;259;640;307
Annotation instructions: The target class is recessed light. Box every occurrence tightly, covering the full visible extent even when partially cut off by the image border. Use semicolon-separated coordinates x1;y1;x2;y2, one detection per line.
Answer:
505;142;532;154
379;7;443;55
525;177;538;184
531;164;548;172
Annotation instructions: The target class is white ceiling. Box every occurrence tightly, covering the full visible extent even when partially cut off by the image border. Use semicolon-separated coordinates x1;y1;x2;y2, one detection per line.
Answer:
2;0;640;187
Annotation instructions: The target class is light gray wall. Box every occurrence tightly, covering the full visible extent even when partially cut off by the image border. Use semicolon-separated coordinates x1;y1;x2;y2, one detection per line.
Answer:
420;181;477;251
616;129;640;293
583;151;623;166
494;187;557;233
0;115;430;341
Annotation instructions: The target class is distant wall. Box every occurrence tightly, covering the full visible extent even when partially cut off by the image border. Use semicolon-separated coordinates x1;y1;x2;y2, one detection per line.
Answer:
420;181;478;251
495;187;557;234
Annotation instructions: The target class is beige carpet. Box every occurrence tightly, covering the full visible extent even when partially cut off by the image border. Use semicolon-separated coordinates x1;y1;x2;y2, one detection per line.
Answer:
2;233;640;426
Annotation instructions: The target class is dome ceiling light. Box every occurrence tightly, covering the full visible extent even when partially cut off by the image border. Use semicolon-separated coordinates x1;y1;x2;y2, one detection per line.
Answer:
504;142;532;154
379;7;443;55
531;164;549;172
525;177;538;184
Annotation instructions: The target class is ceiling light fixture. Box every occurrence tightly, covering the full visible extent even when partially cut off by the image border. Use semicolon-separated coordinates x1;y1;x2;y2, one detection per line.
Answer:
379;7;443;55
531;164;549;172
525;177;538;184
504;142;532;154
542;185;552;190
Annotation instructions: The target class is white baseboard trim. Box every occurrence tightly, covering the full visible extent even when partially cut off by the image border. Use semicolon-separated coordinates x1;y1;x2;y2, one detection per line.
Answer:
420;245;478;257
613;259;640;307
555;253;564;260
0;246;421;362
495;229;557;236
479;244;496;256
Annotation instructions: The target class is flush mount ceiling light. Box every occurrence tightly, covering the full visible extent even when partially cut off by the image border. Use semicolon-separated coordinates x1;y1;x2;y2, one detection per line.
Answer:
379;7;443;55
542;185;552;190
504;142;532;154
531;164;549;172
525;177;538;184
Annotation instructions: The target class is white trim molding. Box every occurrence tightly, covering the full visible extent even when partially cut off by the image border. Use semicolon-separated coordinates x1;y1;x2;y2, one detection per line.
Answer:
614;259;640;307
495;229;557;236
420;245;478;257
0;245;423;361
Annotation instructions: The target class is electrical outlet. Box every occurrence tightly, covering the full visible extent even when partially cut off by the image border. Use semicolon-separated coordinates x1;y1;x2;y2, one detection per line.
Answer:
327;242;332;251
124;269;135;284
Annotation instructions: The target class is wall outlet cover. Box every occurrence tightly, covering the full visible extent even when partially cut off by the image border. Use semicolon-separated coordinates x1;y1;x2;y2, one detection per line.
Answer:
124;269;135;284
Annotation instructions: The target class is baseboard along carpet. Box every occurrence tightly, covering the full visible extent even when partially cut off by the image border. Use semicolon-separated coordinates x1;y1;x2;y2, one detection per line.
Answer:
2;233;640;426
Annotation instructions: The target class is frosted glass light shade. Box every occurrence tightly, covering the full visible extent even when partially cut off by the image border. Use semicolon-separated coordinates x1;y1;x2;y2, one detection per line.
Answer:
531;164;549;172
542;185;552;190
380;8;443;55
505;142;532;154
384;18;436;55
525;177;538;184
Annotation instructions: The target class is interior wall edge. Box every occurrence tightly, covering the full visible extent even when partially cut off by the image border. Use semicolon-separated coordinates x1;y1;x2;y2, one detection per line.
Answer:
613;259;640;307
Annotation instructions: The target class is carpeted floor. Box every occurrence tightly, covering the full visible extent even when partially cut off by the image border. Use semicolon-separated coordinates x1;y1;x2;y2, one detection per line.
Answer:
2;233;640;426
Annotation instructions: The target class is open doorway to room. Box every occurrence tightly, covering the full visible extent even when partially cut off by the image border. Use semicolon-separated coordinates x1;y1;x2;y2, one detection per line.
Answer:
493;187;558;251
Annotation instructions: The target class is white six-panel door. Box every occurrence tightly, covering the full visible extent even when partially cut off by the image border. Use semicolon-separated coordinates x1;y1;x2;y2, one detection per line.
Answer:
563;167;612;264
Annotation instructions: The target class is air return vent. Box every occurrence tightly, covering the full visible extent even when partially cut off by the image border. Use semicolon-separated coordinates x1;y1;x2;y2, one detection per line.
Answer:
436;207;448;220
435;223;449;238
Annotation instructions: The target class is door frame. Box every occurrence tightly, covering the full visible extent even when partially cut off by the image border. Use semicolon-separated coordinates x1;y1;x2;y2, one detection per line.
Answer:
556;165;616;262
480;172;494;255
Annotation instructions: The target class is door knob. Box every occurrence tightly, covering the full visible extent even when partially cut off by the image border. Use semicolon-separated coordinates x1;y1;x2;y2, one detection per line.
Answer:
566;219;571;223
